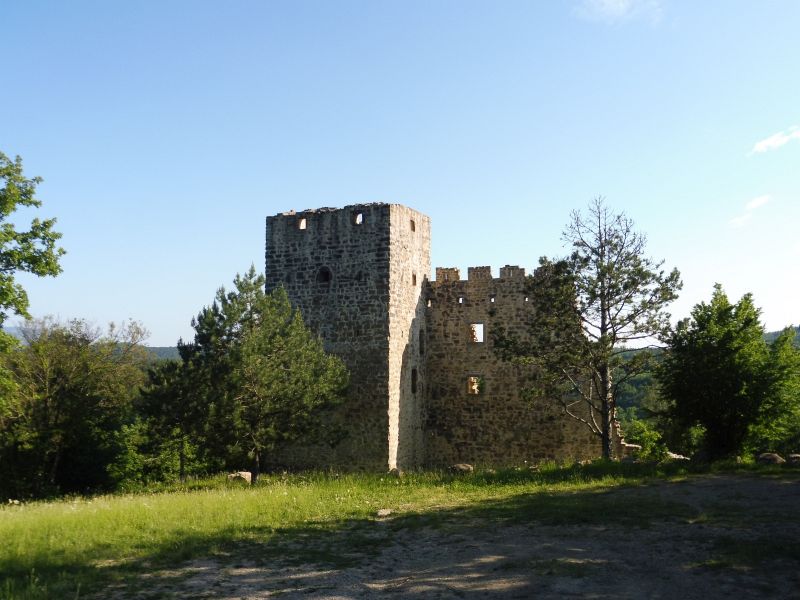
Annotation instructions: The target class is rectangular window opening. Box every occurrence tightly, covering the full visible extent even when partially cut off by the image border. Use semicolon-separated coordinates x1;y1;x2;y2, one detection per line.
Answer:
489;295;496;303
469;323;485;343
458;296;464;304
426;298;432;308
411;368;418;394
354;212;364;225
410;219;416;232
298;217;307;230
412;273;417;286
467;375;483;395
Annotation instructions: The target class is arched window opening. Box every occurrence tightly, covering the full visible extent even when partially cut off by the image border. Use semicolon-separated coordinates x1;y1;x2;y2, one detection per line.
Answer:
316;267;333;284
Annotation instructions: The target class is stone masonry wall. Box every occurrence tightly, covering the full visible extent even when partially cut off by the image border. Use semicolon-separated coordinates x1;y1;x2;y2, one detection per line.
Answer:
264;204;394;469
423;265;602;467
387;206;431;470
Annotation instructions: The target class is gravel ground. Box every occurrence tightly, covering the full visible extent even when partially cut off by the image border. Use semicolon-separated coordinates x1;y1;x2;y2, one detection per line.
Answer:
106;474;800;599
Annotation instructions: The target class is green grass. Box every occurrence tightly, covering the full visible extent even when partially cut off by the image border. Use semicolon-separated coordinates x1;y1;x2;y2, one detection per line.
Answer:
0;460;792;599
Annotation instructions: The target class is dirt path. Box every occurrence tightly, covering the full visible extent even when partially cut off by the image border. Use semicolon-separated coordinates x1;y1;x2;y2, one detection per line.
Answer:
112;474;800;599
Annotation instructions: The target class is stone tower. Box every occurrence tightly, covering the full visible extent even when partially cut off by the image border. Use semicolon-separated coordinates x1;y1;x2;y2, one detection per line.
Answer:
265;203;430;470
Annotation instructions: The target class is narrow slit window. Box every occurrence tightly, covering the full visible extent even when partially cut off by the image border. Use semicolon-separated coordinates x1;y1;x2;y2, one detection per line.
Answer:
298;217;307;230
354;212;364;225
419;333;425;356
426;298;432;308
467;376;483;395
469;323;484;343
412;273;417;286
411;368;418;394
410;219;416;232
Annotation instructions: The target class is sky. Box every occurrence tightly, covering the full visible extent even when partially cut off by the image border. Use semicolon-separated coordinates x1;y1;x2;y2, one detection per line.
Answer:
1;0;798;345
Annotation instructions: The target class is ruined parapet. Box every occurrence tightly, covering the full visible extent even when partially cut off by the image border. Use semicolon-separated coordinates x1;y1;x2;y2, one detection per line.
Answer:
468;266;493;280
265;202;607;471
499;265;526;279
434;267;460;283
423;265;601;467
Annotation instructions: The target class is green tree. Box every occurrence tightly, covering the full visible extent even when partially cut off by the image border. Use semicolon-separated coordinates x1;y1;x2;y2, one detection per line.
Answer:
136;360;206;484
0;318;149;497
496;199;681;459
659;285;773;460
166;267;348;482
746;327;800;455
175;267;274;469
0;152;65;400
235;287;348;482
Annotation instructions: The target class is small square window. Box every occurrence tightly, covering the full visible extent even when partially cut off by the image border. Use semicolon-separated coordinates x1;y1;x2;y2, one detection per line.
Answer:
467;376;483;395
458;296;464;304
298;217;307;230
469;323;484;343
489;295;496;303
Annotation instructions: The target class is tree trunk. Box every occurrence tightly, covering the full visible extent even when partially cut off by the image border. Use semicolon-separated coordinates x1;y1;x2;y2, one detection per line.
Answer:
252;450;261;485
179;436;186;483
599;363;614;460
48;445;62;487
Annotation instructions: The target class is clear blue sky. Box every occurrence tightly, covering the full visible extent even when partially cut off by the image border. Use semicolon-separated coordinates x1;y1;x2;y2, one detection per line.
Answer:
2;0;798;345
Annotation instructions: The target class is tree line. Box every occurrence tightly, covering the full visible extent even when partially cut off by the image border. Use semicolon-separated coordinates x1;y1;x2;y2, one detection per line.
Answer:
0;270;348;498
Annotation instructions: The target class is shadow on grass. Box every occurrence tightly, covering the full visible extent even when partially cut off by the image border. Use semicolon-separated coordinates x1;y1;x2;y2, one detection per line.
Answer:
3;465;799;599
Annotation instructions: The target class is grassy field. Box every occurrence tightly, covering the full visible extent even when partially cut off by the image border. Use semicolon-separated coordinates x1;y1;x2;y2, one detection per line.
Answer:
0;461;794;599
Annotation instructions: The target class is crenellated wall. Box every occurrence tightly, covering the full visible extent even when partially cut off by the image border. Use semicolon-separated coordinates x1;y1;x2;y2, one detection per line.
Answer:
423;265;602;467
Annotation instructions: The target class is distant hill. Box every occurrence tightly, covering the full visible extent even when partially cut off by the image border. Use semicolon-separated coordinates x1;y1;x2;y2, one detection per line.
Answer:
4;326;181;360
147;346;180;361
765;326;800;346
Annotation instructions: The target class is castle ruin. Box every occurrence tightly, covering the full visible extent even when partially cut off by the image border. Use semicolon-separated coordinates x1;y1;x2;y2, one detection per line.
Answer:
265;203;604;470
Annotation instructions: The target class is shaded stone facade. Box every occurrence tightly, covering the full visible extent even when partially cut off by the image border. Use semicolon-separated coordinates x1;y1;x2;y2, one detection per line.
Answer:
265;203;603;470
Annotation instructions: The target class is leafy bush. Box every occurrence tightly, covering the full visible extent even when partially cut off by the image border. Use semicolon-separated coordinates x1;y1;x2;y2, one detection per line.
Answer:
618;407;669;461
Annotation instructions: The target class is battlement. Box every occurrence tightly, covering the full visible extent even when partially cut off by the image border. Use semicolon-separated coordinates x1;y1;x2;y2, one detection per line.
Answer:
499;265;526;279
434;267;460;282
431;264;527;286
